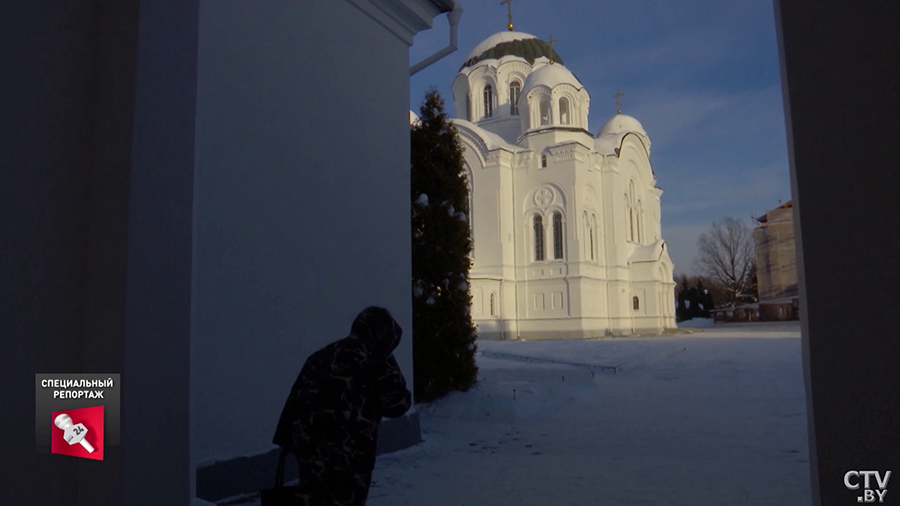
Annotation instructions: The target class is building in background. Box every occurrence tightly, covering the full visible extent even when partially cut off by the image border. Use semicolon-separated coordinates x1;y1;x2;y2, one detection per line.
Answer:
448;30;677;338
753;201;799;321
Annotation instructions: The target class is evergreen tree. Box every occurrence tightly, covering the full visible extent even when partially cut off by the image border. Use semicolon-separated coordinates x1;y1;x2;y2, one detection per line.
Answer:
745;260;759;302
410;89;478;403
675;273;690;322
696;279;710;318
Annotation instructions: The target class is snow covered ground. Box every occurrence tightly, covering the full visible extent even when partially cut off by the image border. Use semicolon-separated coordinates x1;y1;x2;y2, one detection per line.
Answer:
227;321;812;505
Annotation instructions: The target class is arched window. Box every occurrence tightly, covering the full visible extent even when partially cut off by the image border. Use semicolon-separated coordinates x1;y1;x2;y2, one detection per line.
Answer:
628;181;636;243
533;214;545;261
509;82;521;116
636;201;643;243
465;165;474;249
541;154;548;168
490;293;496;316
591;214;598;261
483;85;494;118
633;296;640;310
553;212;564;259
540;98;551;125
625;193;632;242
559;97;570;125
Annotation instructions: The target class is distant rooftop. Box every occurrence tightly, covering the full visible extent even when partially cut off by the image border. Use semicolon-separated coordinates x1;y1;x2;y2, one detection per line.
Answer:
754;200;793;224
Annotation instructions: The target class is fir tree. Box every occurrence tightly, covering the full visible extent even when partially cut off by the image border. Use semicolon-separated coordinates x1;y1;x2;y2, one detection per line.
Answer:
675;273;690;322
410;89;478;403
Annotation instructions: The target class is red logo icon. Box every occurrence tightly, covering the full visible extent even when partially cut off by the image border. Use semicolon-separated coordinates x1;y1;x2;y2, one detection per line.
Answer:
51;406;104;461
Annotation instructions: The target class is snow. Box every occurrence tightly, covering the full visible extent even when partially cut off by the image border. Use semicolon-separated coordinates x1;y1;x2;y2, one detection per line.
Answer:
463;31;542;63
225;322;810;506
628;239;665;263
367;321;810;506
594;114;651;156
451;119;524;153
676;317;716;329
597;113;648;138
415;194;428;206
521;63;584;93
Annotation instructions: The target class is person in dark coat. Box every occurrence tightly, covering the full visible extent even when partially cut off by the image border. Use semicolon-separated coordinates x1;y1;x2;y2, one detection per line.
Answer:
273;306;413;506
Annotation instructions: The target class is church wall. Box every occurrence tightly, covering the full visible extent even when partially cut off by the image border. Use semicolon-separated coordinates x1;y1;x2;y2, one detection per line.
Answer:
465;148;505;278
190;0;428;489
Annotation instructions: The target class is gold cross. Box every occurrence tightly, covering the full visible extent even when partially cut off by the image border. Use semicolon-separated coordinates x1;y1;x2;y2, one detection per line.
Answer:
546;34;558;64
500;0;515;31
613;89;625;114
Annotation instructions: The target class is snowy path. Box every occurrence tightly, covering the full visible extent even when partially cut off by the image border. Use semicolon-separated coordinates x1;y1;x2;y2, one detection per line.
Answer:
226;321;812;505
367;322;810;506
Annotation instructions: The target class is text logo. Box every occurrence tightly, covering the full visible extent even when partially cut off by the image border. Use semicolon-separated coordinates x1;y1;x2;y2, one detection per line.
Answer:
845;471;891;503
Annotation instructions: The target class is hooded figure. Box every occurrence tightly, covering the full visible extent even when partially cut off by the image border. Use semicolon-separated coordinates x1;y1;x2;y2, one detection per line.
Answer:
273;306;412;506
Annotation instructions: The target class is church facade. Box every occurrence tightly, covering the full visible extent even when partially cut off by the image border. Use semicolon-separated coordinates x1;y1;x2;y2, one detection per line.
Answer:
449;31;677;338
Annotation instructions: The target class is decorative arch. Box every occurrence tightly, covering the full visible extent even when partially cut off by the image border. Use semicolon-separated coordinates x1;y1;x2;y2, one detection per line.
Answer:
558;96;570;125
583;184;597;211
633;295;640;311
483;84;494;118
471;72;499;122
591;213;598;262
533;213;545;262
453;122;494;163
583;211;591;260
509;80;522;116
637;200;644;244
464;162;475;250
539;98;551;126
552;211;565;259
523;183;568;213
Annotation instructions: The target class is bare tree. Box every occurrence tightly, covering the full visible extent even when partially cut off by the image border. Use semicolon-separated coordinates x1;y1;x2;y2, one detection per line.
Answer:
694;217;756;306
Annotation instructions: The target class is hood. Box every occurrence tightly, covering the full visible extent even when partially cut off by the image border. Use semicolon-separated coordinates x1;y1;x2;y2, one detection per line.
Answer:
350;306;402;354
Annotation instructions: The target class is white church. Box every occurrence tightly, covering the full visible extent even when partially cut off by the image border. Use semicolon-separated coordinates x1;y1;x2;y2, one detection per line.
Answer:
445;30;677;338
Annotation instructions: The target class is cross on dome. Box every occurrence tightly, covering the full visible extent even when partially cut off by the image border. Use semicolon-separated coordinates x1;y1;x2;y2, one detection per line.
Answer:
613;89;625;114
546;35;559;64
500;0;515;31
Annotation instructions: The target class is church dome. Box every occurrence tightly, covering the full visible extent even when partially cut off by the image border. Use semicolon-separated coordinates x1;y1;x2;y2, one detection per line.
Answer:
597;113;647;138
459;31;563;70
521;63;583;94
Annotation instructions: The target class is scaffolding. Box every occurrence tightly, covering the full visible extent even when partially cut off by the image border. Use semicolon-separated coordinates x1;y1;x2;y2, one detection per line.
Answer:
753;201;799;302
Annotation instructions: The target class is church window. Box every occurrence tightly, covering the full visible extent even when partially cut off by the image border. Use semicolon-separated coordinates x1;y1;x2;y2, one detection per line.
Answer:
633;296;640;311
541;154;548;168
553;212;564;259
510;82;521;115
540;99;551;125
533;214;545;261
465;166;474;248
490;293;496;316
559;97;570;125
637;201;644;243
484;85;494;118
629;207;635;242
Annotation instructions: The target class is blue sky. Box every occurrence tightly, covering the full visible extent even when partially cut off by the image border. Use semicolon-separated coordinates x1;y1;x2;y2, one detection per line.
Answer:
409;0;792;275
